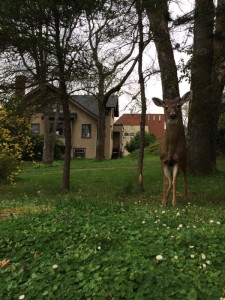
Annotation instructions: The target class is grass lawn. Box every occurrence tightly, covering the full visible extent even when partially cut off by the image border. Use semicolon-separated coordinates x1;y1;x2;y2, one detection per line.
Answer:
0;156;225;299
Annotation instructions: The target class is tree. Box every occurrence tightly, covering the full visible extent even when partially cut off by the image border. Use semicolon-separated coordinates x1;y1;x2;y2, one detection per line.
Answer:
187;0;214;174
85;0;140;160
136;0;147;191
188;0;225;175
144;0;225;175
144;0;179;100
0;0;88;189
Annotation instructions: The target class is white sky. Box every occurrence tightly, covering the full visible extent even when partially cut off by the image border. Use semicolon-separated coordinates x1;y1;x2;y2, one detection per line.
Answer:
118;0;194;116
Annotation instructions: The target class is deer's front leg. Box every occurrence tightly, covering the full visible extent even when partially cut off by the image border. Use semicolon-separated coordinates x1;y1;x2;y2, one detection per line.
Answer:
162;165;172;205
172;164;179;206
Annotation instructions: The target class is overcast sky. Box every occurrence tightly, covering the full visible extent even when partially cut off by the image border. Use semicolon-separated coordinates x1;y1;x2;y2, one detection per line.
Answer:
119;0;194;116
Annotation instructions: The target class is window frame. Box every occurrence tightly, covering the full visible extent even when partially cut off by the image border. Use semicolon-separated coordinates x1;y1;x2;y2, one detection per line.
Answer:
74;148;86;158
81;124;92;138
31;123;40;134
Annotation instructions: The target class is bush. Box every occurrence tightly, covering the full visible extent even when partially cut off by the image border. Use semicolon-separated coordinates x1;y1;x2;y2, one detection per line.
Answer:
0;103;32;183
27;133;65;161
125;131;156;153
0;154;19;184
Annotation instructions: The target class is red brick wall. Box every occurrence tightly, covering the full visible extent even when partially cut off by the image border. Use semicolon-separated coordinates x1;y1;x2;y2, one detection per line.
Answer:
115;114;165;139
146;114;165;139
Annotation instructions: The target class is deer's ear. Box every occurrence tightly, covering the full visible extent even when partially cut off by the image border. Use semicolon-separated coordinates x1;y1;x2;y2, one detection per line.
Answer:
152;97;165;107
180;91;192;105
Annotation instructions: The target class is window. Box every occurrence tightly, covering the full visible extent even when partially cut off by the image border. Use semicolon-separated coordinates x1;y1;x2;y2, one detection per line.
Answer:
74;148;86;158
31;124;40;134
82;124;92;138
158;115;161;122
50;122;65;136
124;132;135;137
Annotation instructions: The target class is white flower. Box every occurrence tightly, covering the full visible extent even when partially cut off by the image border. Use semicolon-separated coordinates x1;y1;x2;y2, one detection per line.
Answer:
201;253;206;260
142;220;145;224
220;297;225;300
216;221;221;225
19;296;25;300
176;212;180;216
52;264;58;269
179;224;183;228
202;263;206;268
193;225;196;228
190;254;195;258
97;246;101;250
189;245;194;249
209;220;214;223
156;255;163;261
206;260;211;265
162;211;165;214
174;255;178;259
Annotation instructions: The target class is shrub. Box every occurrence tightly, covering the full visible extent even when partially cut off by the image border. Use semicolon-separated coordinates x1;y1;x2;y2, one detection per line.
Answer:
0;103;32;183
0;154;19;184
125;131;156;153
27;134;65;161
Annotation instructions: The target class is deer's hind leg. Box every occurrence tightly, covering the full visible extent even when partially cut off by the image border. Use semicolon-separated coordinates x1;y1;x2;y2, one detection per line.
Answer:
162;165;172;205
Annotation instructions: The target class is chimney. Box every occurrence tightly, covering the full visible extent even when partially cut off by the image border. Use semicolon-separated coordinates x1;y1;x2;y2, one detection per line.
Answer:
15;75;26;97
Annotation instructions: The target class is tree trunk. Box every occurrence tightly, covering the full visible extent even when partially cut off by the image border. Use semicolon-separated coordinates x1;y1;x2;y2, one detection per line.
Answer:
96;98;106;160
50;107;60;162
208;0;225;167
61;88;71;191
137;0;146;192
144;0;179;99
42;112;52;165
187;0;214;175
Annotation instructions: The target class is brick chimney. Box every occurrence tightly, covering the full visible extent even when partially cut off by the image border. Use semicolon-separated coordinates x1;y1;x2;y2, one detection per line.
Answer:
15;75;26;97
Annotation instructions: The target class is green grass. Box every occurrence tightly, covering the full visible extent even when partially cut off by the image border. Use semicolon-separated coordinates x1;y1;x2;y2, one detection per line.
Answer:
0;156;225;299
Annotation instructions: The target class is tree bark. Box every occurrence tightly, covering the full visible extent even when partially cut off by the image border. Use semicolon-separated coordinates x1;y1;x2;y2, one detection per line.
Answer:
42;112;52;165
60;84;71;191
144;0;179;99
137;0;146;192
50;107;60;162
208;0;225;167
96;97;106;160
188;0;215;175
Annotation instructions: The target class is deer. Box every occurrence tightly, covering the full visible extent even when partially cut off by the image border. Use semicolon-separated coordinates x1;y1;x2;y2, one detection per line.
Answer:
152;91;192;206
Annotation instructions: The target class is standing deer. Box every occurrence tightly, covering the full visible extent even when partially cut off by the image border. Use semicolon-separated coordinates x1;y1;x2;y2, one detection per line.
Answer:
152;91;192;206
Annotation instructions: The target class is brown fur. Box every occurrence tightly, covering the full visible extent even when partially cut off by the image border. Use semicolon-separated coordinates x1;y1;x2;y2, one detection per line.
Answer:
152;92;192;206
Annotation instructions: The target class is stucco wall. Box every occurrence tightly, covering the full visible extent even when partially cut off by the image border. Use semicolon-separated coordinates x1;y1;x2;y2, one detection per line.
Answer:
31;102;114;159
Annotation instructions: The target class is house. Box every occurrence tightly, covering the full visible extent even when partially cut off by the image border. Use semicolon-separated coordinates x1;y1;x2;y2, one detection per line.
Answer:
21;81;119;159
113;113;165;156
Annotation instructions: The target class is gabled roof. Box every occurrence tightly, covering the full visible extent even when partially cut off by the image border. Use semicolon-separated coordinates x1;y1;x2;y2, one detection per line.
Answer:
115;113;165;139
115;113;164;126
25;83;119;118
70;95;119;118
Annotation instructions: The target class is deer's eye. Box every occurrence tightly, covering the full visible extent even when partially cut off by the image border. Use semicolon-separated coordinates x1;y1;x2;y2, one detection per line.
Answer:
177;104;181;109
165;106;168;110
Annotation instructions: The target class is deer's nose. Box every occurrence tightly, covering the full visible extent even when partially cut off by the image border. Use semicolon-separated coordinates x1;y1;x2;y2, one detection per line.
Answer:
170;114;177;120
